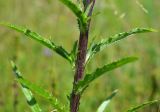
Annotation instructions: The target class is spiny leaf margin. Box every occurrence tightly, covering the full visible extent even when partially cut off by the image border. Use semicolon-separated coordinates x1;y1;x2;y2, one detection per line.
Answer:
86;28;156;64
0;22;72;63
76;57;138;93
59;0;83;19
59;0;88;31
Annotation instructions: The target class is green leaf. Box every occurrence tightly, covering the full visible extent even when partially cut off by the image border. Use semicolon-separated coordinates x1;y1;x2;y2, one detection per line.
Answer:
59;0;82;18
97;90;118;112
127;99;160;112
70;40;78;67
11;61;42;112
86;28;156;63
76;57;138;93
59;0;88;30
0;22;72;63
11;61;67;112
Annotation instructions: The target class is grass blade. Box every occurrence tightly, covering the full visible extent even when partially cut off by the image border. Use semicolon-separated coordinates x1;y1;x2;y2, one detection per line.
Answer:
127;99;160;112
11;61;67;112
86;28;156;63
11;61;42;112
76;57;138;93
0;22;72;63
97;90;118;112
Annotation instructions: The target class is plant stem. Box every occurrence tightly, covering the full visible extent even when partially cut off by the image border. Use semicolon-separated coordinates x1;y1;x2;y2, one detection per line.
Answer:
70;30;89;112
70;1;95;112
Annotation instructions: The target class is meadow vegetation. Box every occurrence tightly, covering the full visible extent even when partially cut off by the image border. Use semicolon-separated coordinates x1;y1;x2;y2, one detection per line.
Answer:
0;0;160;112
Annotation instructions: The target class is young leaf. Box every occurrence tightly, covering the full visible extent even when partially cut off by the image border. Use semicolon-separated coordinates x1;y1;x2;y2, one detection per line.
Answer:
59;0;88;29
97;90;118;112
127;99;160;112
76;57;138;93
0;22;72;63
11;61;67;112
86;28;156;63
70;40;78;67
11;61;42;112
59;0;82;18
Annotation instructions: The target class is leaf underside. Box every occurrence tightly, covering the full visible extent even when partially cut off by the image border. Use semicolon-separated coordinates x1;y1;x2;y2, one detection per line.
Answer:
97;90;118;112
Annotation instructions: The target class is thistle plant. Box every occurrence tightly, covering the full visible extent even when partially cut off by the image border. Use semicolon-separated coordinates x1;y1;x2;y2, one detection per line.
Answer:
0;0;159;112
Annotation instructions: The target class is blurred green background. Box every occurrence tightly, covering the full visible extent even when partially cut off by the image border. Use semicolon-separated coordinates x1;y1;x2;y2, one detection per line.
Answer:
0;0;160;112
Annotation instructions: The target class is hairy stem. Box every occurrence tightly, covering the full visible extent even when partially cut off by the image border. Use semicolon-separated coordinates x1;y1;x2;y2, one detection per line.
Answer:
70;31;89;112
70;1;96;112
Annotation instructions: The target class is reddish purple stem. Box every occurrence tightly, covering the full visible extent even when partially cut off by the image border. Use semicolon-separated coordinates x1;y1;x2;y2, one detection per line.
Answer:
70;1;96;112
70;31;89;112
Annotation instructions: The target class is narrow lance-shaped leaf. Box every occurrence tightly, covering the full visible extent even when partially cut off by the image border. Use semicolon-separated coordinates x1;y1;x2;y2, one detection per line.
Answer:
17;77;67;112
59;0;82;18
127;99;160;112
11;61;67;112
97;90;118;112
86;28;156;63
11;61;42;112
70;40;78;68
0;22;72;63
76;57;138;93
59;0;87;28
